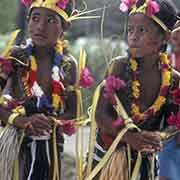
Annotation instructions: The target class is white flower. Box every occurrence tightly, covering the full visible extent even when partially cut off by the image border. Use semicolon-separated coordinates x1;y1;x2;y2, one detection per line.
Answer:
31;82;44;97
52;66;60;81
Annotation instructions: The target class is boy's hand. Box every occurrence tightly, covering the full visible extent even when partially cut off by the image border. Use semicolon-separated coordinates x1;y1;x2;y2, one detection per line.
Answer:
123;130;163;153
14;113;52;136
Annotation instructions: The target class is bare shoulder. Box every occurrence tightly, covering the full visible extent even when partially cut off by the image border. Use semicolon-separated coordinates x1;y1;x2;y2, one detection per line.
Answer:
106;55;128;76
63;54;78;85
63;53;78;67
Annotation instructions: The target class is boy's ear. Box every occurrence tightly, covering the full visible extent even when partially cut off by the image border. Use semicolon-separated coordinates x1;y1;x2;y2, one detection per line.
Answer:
26;15;30;22
63;21;71;32
165;31;171;42
161;31;171;45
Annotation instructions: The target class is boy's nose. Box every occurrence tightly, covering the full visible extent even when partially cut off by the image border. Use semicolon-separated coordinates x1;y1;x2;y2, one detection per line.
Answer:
36;20;46;31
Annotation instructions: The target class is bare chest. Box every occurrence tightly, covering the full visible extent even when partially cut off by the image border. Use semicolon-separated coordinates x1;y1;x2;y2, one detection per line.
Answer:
138;70;161;112
36;59;53;96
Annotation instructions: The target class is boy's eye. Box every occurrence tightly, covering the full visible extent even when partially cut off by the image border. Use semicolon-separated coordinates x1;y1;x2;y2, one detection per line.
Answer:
128;26;134;33
47;17;57;24
32;16;39;22
139;27;147;33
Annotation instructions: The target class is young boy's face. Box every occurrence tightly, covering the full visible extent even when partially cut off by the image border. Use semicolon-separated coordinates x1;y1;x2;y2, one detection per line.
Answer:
128;13;165;58
28;7;63;47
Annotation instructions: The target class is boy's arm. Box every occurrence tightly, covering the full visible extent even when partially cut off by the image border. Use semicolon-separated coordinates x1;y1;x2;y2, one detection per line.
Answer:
58;55;78;120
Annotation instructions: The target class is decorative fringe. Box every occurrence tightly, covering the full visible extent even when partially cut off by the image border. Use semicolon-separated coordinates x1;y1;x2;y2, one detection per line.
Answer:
0;125;23;180
99;148;128;180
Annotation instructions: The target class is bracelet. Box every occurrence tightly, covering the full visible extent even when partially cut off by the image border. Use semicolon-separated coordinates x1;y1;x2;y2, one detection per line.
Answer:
8;105;26;125
12;105;26;115
0;96;4;105
8;112;20;125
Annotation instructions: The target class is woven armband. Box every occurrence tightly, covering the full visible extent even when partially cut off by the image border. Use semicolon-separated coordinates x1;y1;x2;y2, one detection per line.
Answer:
8;112;20;125
66;85;77;92
8;105;26;125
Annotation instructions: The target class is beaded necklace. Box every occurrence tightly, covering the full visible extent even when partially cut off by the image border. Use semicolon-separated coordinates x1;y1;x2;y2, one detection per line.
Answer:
130;53;172;123
22;40;66;113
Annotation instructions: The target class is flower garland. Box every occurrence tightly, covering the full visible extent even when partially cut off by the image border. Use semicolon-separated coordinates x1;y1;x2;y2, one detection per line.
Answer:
22;40;65;114
130;53;172;123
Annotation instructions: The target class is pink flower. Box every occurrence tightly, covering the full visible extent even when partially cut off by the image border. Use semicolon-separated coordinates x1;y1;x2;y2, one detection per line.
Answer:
172;88;180;105
160;86;169;96
79;68;94;88
132;115;140;124
119;0;137;12
56;0;69;10
21;0;32;6
112;117;124;127
146;0;160;17
0;57;13;75
144;108;154;118
105;75;126;91
103;75;126;105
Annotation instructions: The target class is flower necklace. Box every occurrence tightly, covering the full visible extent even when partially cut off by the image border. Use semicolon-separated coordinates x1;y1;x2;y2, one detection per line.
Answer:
22;40;66;113
130;53;172;123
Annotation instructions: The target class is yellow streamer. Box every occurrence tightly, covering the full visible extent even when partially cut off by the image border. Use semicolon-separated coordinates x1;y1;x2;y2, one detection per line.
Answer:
127;144;131;179
13;131;25;180
75;88;84;180
75;48;88;180
131;152;142;180
53;122;60;180
79;48;87;74
85;84;102;177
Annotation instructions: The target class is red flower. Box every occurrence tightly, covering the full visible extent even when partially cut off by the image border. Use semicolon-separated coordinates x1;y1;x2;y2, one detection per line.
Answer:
144;109;154;117
161;63;169;69
112;117;124;128
160;86;169;96
61;120;76;136
172;88;180;105
176;113;180;130
167;113;177;126
79;68;94;88
146;0;160;17
0;57;13;75
53;80;65;94
132;115;140;124
132;71;137;80
167;112;180;130
29;71;37;88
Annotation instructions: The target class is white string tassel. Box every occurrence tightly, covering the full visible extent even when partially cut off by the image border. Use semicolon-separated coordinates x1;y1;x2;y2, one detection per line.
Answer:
46;140;51;166
27;140;37;180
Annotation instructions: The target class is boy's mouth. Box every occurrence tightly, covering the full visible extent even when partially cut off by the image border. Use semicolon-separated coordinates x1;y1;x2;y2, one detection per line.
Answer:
33;33;47;39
